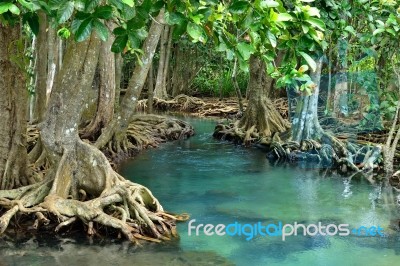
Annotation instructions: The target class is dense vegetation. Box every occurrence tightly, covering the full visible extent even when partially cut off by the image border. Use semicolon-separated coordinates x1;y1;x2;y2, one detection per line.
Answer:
0;0;399;244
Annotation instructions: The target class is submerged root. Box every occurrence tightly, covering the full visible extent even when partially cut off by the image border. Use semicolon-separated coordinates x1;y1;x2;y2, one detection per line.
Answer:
266;133;382;179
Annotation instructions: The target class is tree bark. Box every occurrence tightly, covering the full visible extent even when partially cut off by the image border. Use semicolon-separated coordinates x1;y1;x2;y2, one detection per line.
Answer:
238;56;289;141
82;22;116;139
33;11;48;123
114;53;123;113
333;39;348;117
154;26;169;99
95;10;165;150
147;63;154;114
291;57;324;142
232;58;244;113
0;24;30;189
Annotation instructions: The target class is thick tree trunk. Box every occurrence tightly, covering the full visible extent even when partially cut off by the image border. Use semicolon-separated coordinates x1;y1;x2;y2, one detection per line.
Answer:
33;11;48;123
47;26;58;98
0;24;30;189
82;22;116;139
95;10;165;150
0;29;180;240
154;26;169;99
238;56;289;142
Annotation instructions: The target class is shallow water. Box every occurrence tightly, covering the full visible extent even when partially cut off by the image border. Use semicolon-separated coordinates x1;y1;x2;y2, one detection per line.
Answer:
1;117;400;266
120;116;400;266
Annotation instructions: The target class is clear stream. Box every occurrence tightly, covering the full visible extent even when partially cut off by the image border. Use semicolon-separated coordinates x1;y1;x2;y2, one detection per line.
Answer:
2;117;400;266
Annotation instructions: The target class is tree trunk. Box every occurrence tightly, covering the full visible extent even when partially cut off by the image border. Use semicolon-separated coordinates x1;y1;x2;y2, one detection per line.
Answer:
147;63;154;114
238;56;289;142
0;30;178;240
95;10;165;150
291;57;324;142
82;22;116;139
162;27;173;95
232;58;244;113
47;25;58;98
333;39;348;117
0;24;30;189
154;26;169;99
383;62;400;176
33;11;48;123
114;53;123;113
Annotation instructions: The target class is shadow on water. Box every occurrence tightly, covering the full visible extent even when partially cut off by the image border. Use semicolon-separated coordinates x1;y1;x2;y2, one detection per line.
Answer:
0;233;233;266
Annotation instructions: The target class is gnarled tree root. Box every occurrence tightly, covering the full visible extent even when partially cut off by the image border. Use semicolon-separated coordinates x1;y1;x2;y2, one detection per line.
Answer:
101;115;194;163
0;140;189;243
137;95;289;119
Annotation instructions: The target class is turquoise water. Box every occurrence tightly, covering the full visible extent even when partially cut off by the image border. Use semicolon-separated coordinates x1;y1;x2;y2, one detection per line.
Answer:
1;117;400;266
120;116;400;266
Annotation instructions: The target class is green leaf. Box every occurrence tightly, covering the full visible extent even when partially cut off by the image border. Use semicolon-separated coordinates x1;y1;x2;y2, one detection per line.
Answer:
165;11;186;25
113;27;126;36
150;1;164;12
229;1;250;14
134;28;148;40
18;0;40;11
302;24;309;34
386;28;396;36
71;19;82;34
128;34;140;48
58;1;75;24
275;13;293;22
259;0;279;8
122;0;134;7
94;5;113;19
299;52;316;72
0;3;12;15
111;35;128;53
93;19;109;41
187;22;207;43
237;42;255;60
267;31;277;47
121;6;135;20
127;17;145;30
372;28;385;35
57;27;71;39
344;25;356;35
7;4;20;15
75;18;93;42
306;17;325;31
85;0;101;12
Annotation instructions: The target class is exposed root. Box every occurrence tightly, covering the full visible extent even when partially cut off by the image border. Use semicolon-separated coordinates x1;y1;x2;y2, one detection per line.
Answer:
213;97;290;145
1;115;194;243
137;95;289;119
0;140;188;243
101;115;194;163
266;132;382;179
